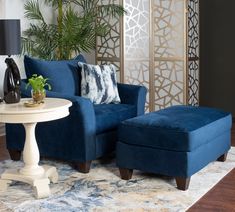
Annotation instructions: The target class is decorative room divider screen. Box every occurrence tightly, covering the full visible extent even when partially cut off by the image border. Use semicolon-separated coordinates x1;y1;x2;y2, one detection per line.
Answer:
96;0;199;112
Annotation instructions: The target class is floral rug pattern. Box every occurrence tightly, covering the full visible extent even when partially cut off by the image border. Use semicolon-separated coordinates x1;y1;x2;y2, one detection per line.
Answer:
0;148;235;212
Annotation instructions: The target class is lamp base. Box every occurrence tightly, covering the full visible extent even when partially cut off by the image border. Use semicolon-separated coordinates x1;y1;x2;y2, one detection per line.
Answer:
3;57;21;104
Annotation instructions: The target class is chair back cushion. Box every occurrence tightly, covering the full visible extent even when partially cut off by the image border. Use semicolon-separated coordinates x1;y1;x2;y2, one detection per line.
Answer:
24;55;86;95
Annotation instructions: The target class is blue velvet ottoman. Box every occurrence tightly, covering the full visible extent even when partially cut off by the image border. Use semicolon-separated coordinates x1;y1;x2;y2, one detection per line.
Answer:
116;105;232;190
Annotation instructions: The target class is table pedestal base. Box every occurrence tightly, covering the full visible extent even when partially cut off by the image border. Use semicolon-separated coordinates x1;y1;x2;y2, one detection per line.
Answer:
0;165;58;199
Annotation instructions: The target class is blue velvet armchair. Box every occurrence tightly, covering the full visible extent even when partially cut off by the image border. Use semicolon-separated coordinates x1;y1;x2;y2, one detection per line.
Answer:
5;55;147;173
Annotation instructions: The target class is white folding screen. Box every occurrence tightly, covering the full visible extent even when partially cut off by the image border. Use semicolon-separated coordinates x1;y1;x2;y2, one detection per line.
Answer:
96;0;199;112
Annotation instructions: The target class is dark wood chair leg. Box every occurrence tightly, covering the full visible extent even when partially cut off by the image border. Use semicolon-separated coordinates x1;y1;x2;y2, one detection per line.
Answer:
8;149;21;161
175;177;191;191
71;161;91;173
217;153;227;162
119;168;133;180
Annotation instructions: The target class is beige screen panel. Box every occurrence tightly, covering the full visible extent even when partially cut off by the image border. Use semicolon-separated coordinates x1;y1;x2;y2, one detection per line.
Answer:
96;0;122;80
153;0;185;58
125;60;150;112
154;60;184;110
153;0;186;110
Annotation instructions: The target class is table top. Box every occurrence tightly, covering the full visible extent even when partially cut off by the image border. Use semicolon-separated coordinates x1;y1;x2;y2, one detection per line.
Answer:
0;98;72;114
0;98;72;124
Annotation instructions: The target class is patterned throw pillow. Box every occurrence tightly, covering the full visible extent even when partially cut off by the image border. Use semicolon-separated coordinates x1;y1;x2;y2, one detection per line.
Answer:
78;62;121;104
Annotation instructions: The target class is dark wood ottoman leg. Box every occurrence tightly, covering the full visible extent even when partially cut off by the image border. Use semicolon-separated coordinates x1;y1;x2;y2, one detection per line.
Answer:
175;177;191;191
71;161;92;173
8;149;21;161
217;153;227;162
119;168;133;180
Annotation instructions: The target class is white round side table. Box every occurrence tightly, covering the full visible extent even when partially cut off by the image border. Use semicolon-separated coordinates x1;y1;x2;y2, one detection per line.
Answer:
0;98;72;198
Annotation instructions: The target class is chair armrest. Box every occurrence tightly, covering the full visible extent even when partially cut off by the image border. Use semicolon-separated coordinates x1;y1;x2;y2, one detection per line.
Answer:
20;78;96;136
46;90;96;129
48;91;97;160
118;83;147;115
20;80;96;160
21;79;93;113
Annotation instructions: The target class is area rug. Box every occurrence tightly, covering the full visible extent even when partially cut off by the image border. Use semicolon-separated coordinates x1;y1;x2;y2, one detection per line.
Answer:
0;148;235;212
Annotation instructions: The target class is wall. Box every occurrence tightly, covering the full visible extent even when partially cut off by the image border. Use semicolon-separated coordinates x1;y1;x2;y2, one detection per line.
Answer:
200;0;235;116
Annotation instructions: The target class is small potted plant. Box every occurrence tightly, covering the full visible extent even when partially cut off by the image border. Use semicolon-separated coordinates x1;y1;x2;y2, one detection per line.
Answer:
26;74;51;103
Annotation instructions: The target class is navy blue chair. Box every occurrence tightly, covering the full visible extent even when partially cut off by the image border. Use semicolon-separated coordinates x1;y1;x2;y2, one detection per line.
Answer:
5;55;147;173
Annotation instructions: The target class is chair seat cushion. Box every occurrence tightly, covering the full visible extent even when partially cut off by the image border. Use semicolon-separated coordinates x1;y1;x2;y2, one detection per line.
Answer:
94;104;136;134
119;105;232;152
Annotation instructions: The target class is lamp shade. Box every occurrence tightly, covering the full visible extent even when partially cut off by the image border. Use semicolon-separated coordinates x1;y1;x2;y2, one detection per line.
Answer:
0;19;21;55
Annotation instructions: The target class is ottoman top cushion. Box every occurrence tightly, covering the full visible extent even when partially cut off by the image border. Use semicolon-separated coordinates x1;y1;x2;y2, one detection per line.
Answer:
119;105;232;152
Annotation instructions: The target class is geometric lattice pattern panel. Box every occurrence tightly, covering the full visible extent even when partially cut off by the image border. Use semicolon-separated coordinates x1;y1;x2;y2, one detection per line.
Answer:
125;61;150;111
96;0;122;81
188;0;199;58
123;0;150;111
96;0;199;111
188;60;199;105
154;61;184;110
153;0;186;110
188;0;199;105
154;0;185;58
124;0;150;59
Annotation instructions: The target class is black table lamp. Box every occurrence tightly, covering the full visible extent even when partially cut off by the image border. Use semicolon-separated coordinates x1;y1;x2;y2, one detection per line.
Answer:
0;19;21;104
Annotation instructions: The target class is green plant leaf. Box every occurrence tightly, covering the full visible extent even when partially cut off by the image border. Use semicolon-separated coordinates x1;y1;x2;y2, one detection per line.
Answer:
26;74;52;91
24;0;45;22
97;4;127;18
44;0;69;7
23;0;126;60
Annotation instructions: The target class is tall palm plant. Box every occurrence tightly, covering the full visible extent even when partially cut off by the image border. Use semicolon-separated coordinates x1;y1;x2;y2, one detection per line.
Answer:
22;0;125;60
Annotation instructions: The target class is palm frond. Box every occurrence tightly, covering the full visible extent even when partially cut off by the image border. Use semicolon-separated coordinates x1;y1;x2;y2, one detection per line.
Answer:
23;0;125;60
24;0;45;22
97;4;126;18
60;9;96;56
44;0;69;6
98;24;110;36
71;0;99;12
44;0;58;6
21;37;34;55
22;22;58;59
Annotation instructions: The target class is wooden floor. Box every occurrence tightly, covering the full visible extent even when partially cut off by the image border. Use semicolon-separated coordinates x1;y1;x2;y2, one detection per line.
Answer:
0;125;234;210
188;124;235;211
188;168;235;211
